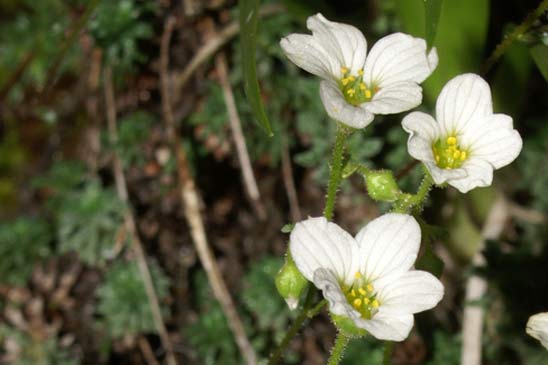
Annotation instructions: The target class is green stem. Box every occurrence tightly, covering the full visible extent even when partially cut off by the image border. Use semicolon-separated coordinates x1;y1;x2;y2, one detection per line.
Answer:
307;299;327;318
393;170;433;214
268;288;315;365
481;0;548;75
323;124;351;221
383;341;394;365
327;333;350;365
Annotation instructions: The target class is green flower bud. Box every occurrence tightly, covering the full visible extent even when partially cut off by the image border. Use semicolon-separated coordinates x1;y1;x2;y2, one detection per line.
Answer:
275;254;308;310
365;170;400;202
330;314;367;338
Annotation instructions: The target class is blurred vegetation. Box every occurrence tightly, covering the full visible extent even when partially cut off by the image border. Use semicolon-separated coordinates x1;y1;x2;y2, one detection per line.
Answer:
0;0;546;364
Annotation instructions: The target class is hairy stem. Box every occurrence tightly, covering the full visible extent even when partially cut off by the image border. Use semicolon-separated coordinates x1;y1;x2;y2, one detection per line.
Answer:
393;169;434;214
268;288;315;365
327;333;350;365
323;124;351;220
481;0;548;75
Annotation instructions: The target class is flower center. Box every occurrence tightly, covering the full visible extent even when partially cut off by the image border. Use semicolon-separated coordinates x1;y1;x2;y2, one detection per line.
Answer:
431;135;469;169
342;272;379;320
339;66;377;106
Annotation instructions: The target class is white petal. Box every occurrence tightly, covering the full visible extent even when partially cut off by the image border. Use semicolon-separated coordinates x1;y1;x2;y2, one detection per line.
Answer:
449;158;494;193
356;214;421;282
402;111;440;162
461;114;523;169
313;268;361;319
290;217;358;283
320;81;374;129
527;312;548;350
423;162;467;185
364;81;422;115
377;271;444;315
307;13;367;75
354;312;414;341
280;34;337;80
363;33;437;87
435;74;493;136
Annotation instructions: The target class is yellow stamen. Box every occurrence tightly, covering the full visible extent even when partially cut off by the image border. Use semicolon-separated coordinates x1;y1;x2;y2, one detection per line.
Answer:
447;136;457;145
353;298;362;307
371;299;379;308
358;288;367;296
435;154;440;162
354;272;362;279
358;69;364;76
341;66;349;74
347;89;355;96
359;83;366;91
351;289;356;297
460;151;467;160
366;284;373;292
363;298;370;305
365;89;372;99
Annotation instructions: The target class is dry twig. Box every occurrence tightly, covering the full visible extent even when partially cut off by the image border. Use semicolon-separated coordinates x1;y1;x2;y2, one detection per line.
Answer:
461;195;508;365
215;52;266;220
160;17;257;365
175;3;284;91
103;66;178;365
281;138;302;222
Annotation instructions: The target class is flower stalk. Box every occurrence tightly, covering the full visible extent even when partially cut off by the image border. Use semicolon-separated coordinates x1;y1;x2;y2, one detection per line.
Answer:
327;333;350;365
324;124;352;220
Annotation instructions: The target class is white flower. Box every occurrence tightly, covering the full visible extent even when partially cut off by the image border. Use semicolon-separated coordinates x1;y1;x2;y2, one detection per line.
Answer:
290;214;444;341
527;312;548;350
402;73;523;193
280;13;438;129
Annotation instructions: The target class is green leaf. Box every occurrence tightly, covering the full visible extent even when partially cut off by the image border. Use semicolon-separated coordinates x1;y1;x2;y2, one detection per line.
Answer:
239;0;274;136
530;44;548;82
416;243;445;278
423;0;443;49
397;0;489;102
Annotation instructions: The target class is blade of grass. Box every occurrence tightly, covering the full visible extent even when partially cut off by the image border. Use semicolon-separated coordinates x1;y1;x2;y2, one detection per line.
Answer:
239;0;274;137
423;0;443;49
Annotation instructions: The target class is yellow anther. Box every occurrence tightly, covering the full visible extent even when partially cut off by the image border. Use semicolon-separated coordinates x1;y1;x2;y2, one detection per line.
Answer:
371;299;379;308
358;69;364;76
453;150;461;159
347;89;355;96
351;289;356;297
358;288;367;296
354;272;362;279
341;66;349;74
435;154;440;162
365;89;372;99
460;151;467;160
447;136;457;145
342;78;350;86
359;83;366;91
363;298;370;305
366;284;373;292
353;298;363;307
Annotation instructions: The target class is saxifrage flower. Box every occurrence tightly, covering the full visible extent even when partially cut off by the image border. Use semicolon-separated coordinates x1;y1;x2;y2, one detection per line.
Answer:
402;73;523;193
290;214;444;341
280;13;438;129
527;312;548;350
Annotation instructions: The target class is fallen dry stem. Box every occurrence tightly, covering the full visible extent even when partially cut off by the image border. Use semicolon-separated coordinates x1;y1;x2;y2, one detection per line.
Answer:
215;53;266;220
281;137;302;222
103;66;178;365
175;3;284;91
461;195;508;365
160;17;257;365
